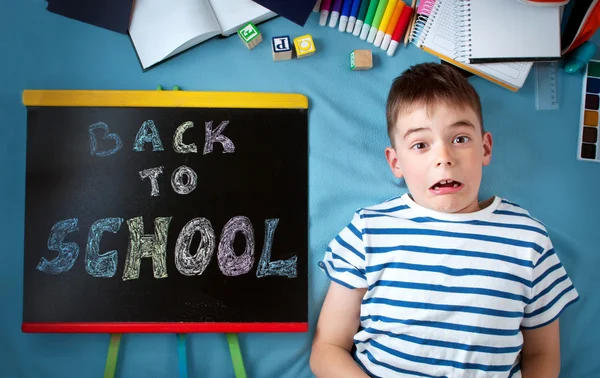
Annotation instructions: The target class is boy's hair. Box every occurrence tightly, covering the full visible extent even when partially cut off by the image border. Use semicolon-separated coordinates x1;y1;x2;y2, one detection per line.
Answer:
386;63;484;144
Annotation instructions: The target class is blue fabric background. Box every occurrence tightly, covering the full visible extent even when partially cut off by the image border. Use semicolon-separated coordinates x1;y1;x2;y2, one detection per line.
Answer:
1;1;598;377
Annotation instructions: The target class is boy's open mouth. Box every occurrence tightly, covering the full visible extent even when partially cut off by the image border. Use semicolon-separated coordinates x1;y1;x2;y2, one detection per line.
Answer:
430;179;463;191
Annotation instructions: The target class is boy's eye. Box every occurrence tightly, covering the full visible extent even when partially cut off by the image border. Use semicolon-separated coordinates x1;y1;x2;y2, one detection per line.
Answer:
453;136;470;144
411;142;428;150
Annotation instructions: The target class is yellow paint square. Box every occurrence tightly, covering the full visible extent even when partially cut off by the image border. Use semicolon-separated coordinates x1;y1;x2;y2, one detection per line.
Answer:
294;34;316;58
584;110;598;127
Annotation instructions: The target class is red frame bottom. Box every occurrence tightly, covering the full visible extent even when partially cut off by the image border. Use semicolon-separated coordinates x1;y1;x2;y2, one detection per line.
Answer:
22;322;309;333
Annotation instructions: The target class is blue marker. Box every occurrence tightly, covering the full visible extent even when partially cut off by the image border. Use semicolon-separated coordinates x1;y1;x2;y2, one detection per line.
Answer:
346;0;362;33
339;0;354;32
565;41;597;74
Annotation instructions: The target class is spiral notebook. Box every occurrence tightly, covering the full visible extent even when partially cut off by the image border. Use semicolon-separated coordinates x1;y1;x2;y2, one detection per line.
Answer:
455;0;561;64
411;0;534;91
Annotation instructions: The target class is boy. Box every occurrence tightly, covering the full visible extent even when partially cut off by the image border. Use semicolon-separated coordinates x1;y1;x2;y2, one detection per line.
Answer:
310;63;579;378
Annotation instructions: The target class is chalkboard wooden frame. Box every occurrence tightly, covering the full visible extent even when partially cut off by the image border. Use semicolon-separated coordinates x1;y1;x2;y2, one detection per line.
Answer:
22;90;309;333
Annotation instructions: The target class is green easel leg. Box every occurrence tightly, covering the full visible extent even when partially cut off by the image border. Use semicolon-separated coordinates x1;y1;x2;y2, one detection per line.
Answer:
226;333;247;378
104;334;122;378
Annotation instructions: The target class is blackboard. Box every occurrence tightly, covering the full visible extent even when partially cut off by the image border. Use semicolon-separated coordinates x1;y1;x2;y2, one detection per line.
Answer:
22;90;308;333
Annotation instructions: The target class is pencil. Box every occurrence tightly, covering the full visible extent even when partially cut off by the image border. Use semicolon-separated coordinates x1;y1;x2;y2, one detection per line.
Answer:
403;0;417;46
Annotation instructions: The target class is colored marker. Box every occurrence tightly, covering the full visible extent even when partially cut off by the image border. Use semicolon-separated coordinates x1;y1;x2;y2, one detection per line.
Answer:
373;0;397;47
339;0;353;31
313;0;322;12
565;41;597;74
366;0;388;43
387;5;413;57
360;0;380;40
353;0;370;36
329;0;344;28
380;1;404;50
346;0;362;32
320;0;332;26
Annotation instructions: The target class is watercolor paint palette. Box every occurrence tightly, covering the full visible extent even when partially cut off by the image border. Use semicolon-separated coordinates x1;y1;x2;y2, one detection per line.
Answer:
579;59;600;162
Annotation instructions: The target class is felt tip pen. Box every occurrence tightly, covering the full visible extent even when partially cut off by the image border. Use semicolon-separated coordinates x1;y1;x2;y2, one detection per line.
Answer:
360;0;380;40
353;0;371;36
565;41;597;74
387;5;413;57
339;0;353;31
381;1;405;50
346;0;362;33
313;0;322;12
329;0;344;28
374;0;398;47
320;0;333;26
367;0;388;43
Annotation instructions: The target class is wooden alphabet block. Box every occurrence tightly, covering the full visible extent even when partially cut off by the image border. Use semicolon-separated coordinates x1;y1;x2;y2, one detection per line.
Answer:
272;36;292;61
237;22;263;50
293;34;316;58
350;50;373;70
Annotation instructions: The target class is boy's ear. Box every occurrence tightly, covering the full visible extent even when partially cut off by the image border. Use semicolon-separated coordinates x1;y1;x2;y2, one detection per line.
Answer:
482;132;493;166
385;147;404;179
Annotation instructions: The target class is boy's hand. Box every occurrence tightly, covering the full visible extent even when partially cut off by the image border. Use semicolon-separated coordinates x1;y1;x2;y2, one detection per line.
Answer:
521;319;561;378
310;282;369;378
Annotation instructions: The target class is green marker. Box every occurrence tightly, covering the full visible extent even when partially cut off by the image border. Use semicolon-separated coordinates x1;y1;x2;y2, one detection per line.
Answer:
367;0;388;43
360;0;380;40
353;0;371;36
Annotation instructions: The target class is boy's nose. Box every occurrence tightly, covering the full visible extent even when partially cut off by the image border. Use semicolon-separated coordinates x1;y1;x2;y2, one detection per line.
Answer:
436;146;454;167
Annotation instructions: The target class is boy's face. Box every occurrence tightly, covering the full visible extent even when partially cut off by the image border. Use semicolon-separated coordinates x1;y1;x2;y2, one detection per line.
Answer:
385;102;492;213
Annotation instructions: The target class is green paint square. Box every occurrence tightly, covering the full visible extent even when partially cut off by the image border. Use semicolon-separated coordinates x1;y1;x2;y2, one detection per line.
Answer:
238;23;260;43
589;60;600;78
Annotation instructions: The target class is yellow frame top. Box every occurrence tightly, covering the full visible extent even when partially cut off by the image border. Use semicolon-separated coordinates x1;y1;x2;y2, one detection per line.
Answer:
22;90;309;109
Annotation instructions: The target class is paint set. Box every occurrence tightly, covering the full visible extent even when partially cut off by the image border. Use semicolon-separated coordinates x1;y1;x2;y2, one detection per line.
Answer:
579;59;600;162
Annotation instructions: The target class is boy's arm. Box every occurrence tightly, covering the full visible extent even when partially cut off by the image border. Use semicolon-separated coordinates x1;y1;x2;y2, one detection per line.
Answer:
521;319;561;378
310;282;369;378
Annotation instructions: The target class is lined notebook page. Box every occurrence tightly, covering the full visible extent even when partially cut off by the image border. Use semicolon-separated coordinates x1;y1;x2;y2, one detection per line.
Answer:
419;0;532;89
468;0;561;61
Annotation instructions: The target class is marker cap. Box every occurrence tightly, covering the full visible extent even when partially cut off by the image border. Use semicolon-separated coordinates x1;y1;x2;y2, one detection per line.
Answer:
319;10;329;26
381;34;392;50
347;17;356;32
359;23;370;40
387;40;399;57
339;15;348;31
329;11;340;27
373;30;385;47
366;26;378;43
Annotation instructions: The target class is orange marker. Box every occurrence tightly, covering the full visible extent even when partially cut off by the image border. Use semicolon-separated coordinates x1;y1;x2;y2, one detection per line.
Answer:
380;1;405;51
387;5;413;57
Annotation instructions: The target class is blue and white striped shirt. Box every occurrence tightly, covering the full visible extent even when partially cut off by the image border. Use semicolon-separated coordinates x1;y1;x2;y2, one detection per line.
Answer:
319;194;579;378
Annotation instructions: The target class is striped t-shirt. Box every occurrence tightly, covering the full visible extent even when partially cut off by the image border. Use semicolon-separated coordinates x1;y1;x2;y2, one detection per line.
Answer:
319;194;579;378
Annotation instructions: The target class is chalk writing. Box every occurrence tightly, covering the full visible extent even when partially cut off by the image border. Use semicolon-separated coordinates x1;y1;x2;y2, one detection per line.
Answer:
256;218;297;278
204;121;235;154
89;122;123;157
122;216;171;280
217;216;255;276
133;120;164;152
37;218;79;274
139;166;164;197
175;218;216;276
85;217;123;278
171;165;198;195
173;121;197;154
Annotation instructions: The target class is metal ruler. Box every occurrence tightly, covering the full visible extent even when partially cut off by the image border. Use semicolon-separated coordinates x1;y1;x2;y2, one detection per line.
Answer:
535;61;559;110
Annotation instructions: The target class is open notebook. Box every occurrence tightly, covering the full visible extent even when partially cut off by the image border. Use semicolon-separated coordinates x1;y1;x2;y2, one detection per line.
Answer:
129;0;276;70
455;0;561;63
411;0;533;91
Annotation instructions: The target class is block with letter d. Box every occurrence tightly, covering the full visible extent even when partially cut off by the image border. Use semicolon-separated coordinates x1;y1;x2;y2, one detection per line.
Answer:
293;34;316;59
272;36;292;61
237;22;263;50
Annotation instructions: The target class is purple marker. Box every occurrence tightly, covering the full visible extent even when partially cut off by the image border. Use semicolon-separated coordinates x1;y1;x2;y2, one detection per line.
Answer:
329;0;343;28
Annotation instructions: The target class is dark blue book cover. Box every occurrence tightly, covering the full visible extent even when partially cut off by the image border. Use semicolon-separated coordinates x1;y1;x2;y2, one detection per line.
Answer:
252;0;315;26
47;0;134;34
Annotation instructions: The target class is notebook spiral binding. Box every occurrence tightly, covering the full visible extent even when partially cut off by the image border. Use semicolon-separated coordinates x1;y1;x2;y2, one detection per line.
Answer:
453;0;472;63
409;0;441;46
